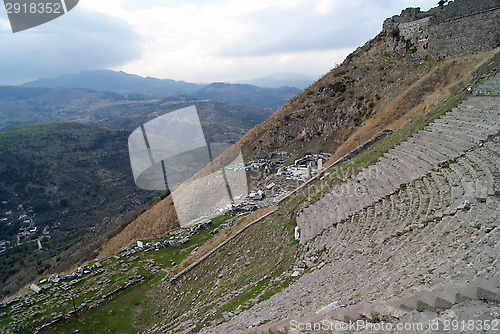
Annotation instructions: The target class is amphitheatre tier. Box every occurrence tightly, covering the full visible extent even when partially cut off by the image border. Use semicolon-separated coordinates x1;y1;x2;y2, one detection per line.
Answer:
198;76;500;334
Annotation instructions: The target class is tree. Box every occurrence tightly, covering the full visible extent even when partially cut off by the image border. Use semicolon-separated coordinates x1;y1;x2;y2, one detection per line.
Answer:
33;199;49;212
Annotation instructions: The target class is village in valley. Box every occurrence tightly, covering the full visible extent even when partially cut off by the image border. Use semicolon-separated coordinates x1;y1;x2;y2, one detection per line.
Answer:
0;201;51;254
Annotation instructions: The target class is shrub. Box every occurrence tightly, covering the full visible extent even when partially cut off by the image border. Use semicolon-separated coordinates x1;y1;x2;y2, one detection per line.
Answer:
329;81;347;94
390;28;400;39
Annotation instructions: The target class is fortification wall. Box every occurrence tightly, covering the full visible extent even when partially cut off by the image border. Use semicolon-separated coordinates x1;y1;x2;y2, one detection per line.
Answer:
383;0;499;59
432;0;498;22
427;9;499;58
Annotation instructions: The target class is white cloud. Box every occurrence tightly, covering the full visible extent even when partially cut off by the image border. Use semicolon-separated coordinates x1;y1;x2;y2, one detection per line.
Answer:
0;0;440;84
112;0;438;82
0;7;143;85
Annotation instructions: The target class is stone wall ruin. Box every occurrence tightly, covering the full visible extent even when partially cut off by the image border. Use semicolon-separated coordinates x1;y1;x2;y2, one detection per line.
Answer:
383;0;499;59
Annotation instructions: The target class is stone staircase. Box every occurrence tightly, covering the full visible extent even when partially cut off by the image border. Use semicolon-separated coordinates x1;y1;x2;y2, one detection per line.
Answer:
245;272;500;334
475;74;500;96
297;93;500;244
237;76;500;334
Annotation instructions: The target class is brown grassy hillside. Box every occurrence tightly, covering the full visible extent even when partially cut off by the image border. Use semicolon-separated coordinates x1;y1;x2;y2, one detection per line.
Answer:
237;33;497;162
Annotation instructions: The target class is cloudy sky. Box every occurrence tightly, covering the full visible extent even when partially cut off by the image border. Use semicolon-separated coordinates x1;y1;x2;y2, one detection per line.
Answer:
0;0;437;85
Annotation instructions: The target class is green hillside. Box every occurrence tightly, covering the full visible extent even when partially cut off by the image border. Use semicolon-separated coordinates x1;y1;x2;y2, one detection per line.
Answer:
0;122;159;297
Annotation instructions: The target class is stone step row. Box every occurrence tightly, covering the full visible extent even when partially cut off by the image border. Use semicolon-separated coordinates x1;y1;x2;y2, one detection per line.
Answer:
476;141;500;195
245;210;500;334
437;113;500;130
304;136;498;253
298;119;499;243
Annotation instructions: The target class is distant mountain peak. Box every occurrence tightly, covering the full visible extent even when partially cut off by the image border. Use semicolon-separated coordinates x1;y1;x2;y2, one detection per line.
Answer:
236;72;320;89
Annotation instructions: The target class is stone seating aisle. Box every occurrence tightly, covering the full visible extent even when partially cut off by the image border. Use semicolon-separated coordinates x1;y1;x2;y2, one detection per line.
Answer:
474;74;500;95
296;93;500;244
243;139;499;334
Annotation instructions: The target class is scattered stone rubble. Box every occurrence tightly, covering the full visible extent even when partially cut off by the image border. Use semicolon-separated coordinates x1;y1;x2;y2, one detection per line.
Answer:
238;153;333;211
1;211;251;333
0;219;224;333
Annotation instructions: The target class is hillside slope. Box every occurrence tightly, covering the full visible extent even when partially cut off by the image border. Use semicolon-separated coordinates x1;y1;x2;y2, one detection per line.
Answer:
203;71;500;334
21;70;201;97
4;71;496;334
237;42;496;162
2;1;498;333
0;122;157;298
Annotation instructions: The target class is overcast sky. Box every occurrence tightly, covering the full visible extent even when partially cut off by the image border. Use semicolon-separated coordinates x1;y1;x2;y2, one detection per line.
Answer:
0;0;437;85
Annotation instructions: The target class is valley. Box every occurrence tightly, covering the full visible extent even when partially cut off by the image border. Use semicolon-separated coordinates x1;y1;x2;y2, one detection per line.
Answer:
0;91;282;299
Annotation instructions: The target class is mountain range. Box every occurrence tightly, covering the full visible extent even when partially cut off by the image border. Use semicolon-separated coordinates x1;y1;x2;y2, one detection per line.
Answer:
235;72;319;89
20;70;303;109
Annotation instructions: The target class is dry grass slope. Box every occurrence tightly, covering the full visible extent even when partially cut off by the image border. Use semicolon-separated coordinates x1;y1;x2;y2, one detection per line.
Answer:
237;36;497;164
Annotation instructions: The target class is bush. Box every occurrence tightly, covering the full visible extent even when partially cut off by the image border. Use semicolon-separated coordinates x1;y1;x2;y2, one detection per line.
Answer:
390;28;400;39
329;81;347;94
